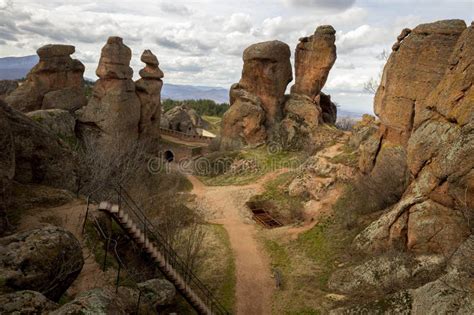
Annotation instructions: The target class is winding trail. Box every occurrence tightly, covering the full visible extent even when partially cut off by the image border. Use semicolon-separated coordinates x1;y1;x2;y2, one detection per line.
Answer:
188;173;286;315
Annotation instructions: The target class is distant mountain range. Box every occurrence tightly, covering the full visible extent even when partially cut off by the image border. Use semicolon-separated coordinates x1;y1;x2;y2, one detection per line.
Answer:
162;84;229;104
0;55;363;118
0;55;38;80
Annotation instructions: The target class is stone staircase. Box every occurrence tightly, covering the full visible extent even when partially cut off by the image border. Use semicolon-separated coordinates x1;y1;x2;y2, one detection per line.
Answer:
98;200;229;315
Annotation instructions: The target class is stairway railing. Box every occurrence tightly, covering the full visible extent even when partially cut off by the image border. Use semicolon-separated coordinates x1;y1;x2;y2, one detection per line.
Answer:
93;184;230;315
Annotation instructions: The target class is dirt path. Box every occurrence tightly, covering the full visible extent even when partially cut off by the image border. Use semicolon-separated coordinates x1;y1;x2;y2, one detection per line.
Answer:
188;175;275;315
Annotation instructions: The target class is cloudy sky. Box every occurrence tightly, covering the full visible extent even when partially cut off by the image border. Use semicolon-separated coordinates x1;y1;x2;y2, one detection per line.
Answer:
1;0;473;113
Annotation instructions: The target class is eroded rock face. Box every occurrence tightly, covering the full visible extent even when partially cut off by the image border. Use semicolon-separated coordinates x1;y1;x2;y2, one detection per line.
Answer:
0;100;79;192
0;226;84;301
77;37;141;149
221;84;267;149
136;50;164;138
374;19;466;146
291;25;336;99
5;44;86;113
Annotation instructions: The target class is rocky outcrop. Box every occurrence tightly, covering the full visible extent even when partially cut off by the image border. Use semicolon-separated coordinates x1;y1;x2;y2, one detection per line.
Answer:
0;100;79;193
0;290;58;314
291;25;337;99
355;20;472;259
374;19;466;146
136;50;164;138
0;226;84;301
340;20;473;313
280;26;337;149
5;45;86;113
221;40;292;148
77;37;141;149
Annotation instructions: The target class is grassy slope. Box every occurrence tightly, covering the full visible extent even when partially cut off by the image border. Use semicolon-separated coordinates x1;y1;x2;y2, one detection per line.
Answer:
199;146;304;186
258;184;367;314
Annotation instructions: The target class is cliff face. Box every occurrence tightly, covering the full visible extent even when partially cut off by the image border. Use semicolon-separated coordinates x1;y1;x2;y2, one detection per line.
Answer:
336;20;473;313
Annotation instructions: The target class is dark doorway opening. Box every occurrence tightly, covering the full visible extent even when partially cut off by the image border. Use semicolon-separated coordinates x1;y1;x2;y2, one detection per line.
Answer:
164;150;174;162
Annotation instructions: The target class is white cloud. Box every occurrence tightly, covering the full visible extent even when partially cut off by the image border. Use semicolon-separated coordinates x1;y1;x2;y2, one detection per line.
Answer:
0;0;472;113
224;13;253;33
283;0;355;11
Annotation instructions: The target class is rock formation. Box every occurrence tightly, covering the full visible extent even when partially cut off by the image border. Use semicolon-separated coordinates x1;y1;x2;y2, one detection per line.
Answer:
5;45;86;112
374;19;466;146
221;40;292;149
280;25;338;148
338;19;473;312
221;27;339;150
135;50;164;138
0;226;84;301
26;109;76;141
291;25;337;99
77;37;141;149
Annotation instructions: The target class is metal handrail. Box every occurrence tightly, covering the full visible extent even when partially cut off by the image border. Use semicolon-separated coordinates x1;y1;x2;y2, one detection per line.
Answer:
115;185;229;314
86;184;230;314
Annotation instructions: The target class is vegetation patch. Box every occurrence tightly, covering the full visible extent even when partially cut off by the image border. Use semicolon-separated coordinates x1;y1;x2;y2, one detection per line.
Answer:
198;146;304;186
162;99;229;117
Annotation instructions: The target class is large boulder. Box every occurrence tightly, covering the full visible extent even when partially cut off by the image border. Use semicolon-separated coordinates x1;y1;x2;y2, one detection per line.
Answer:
291;25;337;99
77;37;141;149
5;44;86;113
0;100;79;192
240;40;292;125
0;290;58;314
374;19;466;146
136;50;164;138
0;226;84;301
0;106;15;234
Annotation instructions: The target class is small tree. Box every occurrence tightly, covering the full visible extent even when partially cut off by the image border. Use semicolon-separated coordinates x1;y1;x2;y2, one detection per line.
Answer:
363;50;389;95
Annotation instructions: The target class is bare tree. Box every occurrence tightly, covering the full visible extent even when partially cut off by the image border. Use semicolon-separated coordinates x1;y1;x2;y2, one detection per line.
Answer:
363;49;389;95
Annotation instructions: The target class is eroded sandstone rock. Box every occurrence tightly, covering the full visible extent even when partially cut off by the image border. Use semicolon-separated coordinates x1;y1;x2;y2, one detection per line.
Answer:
291;25;336;99
26;109;76;141
136;50;164;138
374;19;466;146
5;44;86;113
77;37;141;149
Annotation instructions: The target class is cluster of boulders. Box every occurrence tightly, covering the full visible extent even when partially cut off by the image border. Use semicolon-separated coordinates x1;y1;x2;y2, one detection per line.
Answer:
3;37;165;153
221;25;338;150
332;19;473;313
